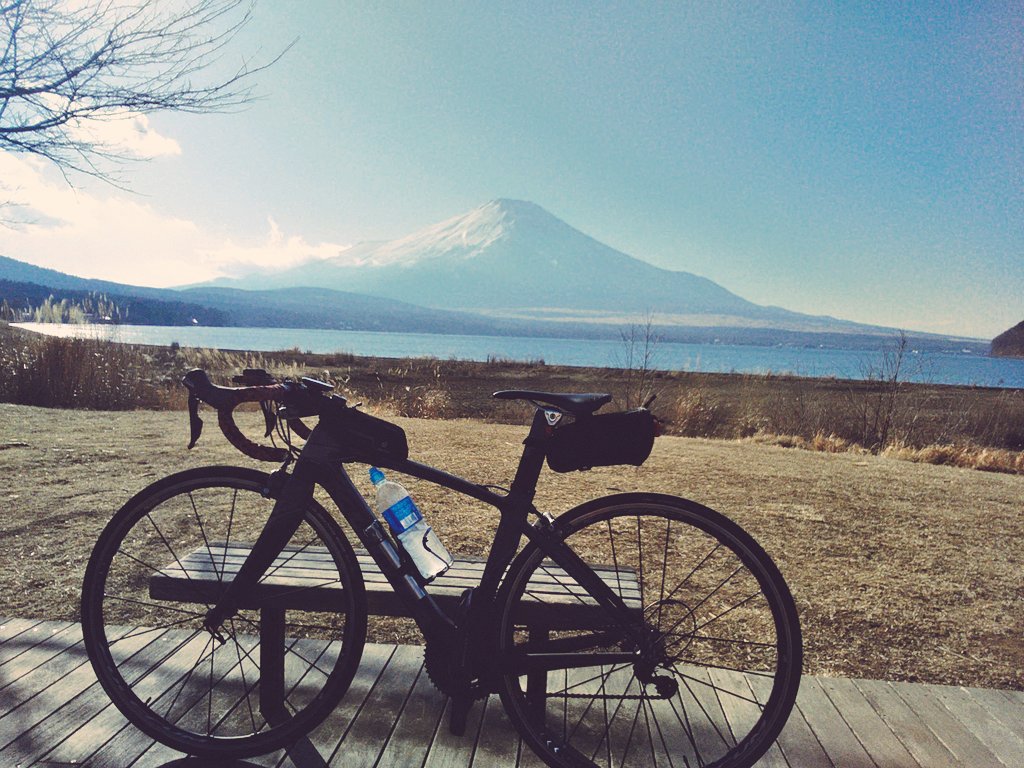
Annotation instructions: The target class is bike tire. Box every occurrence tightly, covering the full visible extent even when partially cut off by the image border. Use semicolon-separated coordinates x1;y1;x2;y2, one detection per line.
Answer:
81;466;367;759
496;493;801;768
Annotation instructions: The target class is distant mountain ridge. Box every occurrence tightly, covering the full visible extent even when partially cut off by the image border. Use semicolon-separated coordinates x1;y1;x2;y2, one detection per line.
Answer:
208;199;832;329
991;321;1024;358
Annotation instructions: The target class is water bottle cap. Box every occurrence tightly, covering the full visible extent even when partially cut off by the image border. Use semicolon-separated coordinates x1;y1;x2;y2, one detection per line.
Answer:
369;467;385;485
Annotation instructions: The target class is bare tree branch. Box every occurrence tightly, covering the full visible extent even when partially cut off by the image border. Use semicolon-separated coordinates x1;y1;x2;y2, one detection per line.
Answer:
0;0;287;184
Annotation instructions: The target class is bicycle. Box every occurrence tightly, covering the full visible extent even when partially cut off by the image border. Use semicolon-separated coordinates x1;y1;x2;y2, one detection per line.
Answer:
81;368;802;767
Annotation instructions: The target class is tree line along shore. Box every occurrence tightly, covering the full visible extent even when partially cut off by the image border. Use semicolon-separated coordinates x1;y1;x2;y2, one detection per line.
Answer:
1;322;1021;473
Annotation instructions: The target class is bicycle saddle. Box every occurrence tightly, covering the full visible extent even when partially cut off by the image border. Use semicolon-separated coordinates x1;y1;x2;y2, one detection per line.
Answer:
492;390;612;416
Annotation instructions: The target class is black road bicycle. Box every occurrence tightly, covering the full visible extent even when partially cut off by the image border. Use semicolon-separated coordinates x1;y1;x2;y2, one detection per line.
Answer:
81;369;801;767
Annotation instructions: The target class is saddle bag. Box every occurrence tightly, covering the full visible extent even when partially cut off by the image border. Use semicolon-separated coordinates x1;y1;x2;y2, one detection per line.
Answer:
546;409;657;473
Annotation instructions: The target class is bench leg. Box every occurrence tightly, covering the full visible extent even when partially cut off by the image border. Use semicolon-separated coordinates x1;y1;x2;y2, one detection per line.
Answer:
525;626;548;728
260;604;287;723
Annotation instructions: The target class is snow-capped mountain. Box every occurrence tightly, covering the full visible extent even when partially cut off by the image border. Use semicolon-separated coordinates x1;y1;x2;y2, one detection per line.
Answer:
206;199;846;331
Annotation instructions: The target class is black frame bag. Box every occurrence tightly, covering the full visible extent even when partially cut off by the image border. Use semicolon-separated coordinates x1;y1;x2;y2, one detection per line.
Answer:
545;409;657;473
329;406;410;461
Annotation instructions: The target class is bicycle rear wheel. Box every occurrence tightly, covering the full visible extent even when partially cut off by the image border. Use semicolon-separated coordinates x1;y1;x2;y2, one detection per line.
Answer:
497;493;801;768
81;466;367;758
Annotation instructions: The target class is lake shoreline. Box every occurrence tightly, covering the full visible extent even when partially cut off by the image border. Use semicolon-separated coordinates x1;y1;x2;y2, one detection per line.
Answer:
11;320;1022;388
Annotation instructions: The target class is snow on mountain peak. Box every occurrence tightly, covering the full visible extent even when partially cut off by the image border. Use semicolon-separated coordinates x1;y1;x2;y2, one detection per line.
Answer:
336;199;561;268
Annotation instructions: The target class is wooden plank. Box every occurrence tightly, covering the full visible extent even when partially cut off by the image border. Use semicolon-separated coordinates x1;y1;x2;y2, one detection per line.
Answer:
423;697;485;768
127;645;401;768
852;677;958;768
0;625;145;751
747;673;831;768
282;643;397;768
323;644;423;768
817;676;919;767
0;620;71;671
707;668;789;767
376;664;447;768
662;663;738;765
0;617;43;648
44;701;140;767
0;621;77;692
0;624;89;730
1;627;209;765
10;619;1022;768
927;683;1024;767
471;694;519;768
965;686;1024;744
996;688;1024;709
888;680;1005;767
792;675;875;768
83;627;266;767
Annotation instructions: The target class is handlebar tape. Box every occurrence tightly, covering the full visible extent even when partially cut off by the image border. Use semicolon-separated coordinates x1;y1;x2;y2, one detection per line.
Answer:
182;369;291;462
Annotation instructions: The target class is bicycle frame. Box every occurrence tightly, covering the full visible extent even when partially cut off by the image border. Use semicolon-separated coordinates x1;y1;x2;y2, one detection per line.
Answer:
202;407;646;679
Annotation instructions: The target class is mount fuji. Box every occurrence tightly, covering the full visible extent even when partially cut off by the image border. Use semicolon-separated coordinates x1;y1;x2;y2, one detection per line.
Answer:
206;199;854;333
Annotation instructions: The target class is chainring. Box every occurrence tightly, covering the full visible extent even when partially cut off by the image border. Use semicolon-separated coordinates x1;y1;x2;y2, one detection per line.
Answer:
423;637;486;699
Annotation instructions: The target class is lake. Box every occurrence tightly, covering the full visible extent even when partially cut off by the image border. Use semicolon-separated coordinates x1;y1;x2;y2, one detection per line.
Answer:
14;323;1024;388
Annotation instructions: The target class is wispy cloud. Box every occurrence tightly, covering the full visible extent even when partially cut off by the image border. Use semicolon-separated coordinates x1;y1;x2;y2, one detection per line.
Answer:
0;150;348;287
205;217;350;278
71;113;183;160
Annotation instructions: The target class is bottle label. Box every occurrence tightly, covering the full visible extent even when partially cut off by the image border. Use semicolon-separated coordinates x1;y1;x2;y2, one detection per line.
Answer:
383;495;422;533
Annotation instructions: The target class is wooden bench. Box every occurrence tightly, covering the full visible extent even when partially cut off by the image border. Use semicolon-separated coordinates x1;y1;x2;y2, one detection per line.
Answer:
149;542;641;716
150;542;642;629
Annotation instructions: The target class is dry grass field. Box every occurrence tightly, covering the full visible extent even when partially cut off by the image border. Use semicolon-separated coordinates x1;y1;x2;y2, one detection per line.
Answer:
1;403;1020;691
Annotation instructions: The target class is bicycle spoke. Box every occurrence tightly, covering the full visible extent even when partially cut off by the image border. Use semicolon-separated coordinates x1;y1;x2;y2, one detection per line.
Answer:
189;492;219;581
656;567;747;642
260;532;319;583
656;518;672;630
116;548;180;581
162;634;215;724
664;687;701;767
549;663;632;696
618;675;645;767
656;544;723;612
226;618;260;736
669;668;763;708
103;594;205;620
635;514;645;608
689;591;762;636
116;615;203;641
222;488;237;577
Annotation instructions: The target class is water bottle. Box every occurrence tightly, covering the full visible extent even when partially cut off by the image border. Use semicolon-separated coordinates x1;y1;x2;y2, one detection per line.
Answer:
369;467;453;581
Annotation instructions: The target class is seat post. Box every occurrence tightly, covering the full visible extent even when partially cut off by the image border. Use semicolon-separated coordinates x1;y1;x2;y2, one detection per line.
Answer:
508;408;550;503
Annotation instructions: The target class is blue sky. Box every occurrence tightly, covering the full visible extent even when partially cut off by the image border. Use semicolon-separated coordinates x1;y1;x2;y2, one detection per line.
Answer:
1;2;1020;338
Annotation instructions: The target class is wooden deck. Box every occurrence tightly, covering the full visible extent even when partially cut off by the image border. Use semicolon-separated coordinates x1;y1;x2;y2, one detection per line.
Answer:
1;619;1022;767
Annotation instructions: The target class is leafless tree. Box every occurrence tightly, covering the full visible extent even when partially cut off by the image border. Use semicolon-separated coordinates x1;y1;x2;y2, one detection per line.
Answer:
1;0;284;183
616;312;662;410
849;329;912;452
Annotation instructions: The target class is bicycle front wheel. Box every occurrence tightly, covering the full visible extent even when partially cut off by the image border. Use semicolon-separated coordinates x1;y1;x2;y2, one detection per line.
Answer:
81;466;367;758
497;493;801;768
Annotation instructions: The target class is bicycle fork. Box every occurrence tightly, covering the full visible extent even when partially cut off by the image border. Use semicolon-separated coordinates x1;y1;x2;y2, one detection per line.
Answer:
201;461;317;639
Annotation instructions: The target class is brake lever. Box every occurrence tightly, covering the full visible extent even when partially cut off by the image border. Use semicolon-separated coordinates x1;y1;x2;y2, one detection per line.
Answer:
260;400;277;437
187;393;203;449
